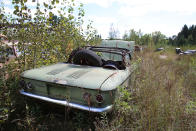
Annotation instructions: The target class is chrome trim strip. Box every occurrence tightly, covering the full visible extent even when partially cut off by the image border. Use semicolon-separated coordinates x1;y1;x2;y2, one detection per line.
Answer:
19;90;112;112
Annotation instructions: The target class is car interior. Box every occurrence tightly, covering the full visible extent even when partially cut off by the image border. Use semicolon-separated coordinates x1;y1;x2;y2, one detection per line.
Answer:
67;46;131;70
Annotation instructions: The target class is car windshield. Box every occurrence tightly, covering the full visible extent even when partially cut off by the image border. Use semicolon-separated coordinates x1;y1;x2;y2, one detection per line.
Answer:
87;46;128;62
97;52;123;61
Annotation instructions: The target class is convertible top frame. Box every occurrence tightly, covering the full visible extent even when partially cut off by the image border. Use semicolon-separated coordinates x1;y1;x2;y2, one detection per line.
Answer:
84;46;131;56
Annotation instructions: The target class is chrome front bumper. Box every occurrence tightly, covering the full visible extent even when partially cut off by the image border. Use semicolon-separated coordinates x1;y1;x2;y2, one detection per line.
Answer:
19;90;113;113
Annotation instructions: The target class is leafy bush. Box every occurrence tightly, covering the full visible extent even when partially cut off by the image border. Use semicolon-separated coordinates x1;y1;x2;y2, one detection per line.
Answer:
0;0;100;128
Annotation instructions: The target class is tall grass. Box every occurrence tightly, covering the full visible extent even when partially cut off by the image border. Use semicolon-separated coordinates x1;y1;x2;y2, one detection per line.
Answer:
95;48;196;130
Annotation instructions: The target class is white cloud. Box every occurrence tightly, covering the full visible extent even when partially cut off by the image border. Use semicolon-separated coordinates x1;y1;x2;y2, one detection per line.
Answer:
87;16;117;24
4;7;12;14
90;16;184;38
84;16;118;38
25;1;37;7
95;25;110;38
76;0;115;8
137;23;180;37
1;0;12;5
93;24;121;39
77;0;196;16
118;0;196;16
118;5;147;17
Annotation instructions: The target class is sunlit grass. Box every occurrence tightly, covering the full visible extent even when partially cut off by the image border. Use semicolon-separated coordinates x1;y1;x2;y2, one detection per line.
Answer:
95;46;196;130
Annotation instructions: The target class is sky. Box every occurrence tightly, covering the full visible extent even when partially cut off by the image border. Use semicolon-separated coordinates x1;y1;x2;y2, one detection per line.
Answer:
78;0;196;38
2;0;196;39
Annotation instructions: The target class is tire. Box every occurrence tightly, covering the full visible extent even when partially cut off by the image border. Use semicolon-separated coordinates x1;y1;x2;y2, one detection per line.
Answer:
67;48;82;63
73;49;103;67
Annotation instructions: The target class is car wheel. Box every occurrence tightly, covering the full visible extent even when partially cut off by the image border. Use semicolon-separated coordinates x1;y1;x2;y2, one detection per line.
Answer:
73;49;103;67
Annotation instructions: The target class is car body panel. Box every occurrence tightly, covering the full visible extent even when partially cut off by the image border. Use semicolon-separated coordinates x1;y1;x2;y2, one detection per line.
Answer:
21;77;117;108
101;40;135;54
184;50;196;54
175;48;196;55
21;63;131;91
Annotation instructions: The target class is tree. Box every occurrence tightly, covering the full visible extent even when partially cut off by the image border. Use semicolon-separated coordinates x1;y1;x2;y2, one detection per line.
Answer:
123;31;129;40
0;0;101;67
152;31;167;45
122;29;168;46
169;24;196;46
108;23;119;40
0;0;101;124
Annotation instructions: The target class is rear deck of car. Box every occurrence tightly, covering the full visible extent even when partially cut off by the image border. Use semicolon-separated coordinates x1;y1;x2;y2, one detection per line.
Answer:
19;41;135;112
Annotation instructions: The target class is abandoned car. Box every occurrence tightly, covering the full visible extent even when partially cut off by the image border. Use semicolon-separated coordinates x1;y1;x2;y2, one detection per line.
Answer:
155;47;164;52
176;48;196;55
19;41;135;112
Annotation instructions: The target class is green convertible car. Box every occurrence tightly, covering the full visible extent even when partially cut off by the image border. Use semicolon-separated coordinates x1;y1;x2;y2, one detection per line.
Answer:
19;40;135;112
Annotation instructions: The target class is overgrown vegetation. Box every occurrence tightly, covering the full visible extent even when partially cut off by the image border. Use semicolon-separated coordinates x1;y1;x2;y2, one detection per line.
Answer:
0;0;100;128
95;47;196;130
122;29;168;47
122;24;196;47
169;24;196;46
1;45;195;130
0;0;196;130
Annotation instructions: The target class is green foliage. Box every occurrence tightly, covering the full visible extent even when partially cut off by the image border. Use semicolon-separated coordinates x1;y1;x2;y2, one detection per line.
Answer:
0;0;101;127
123;29;168;46
1;0;100;68
169;24;196;46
